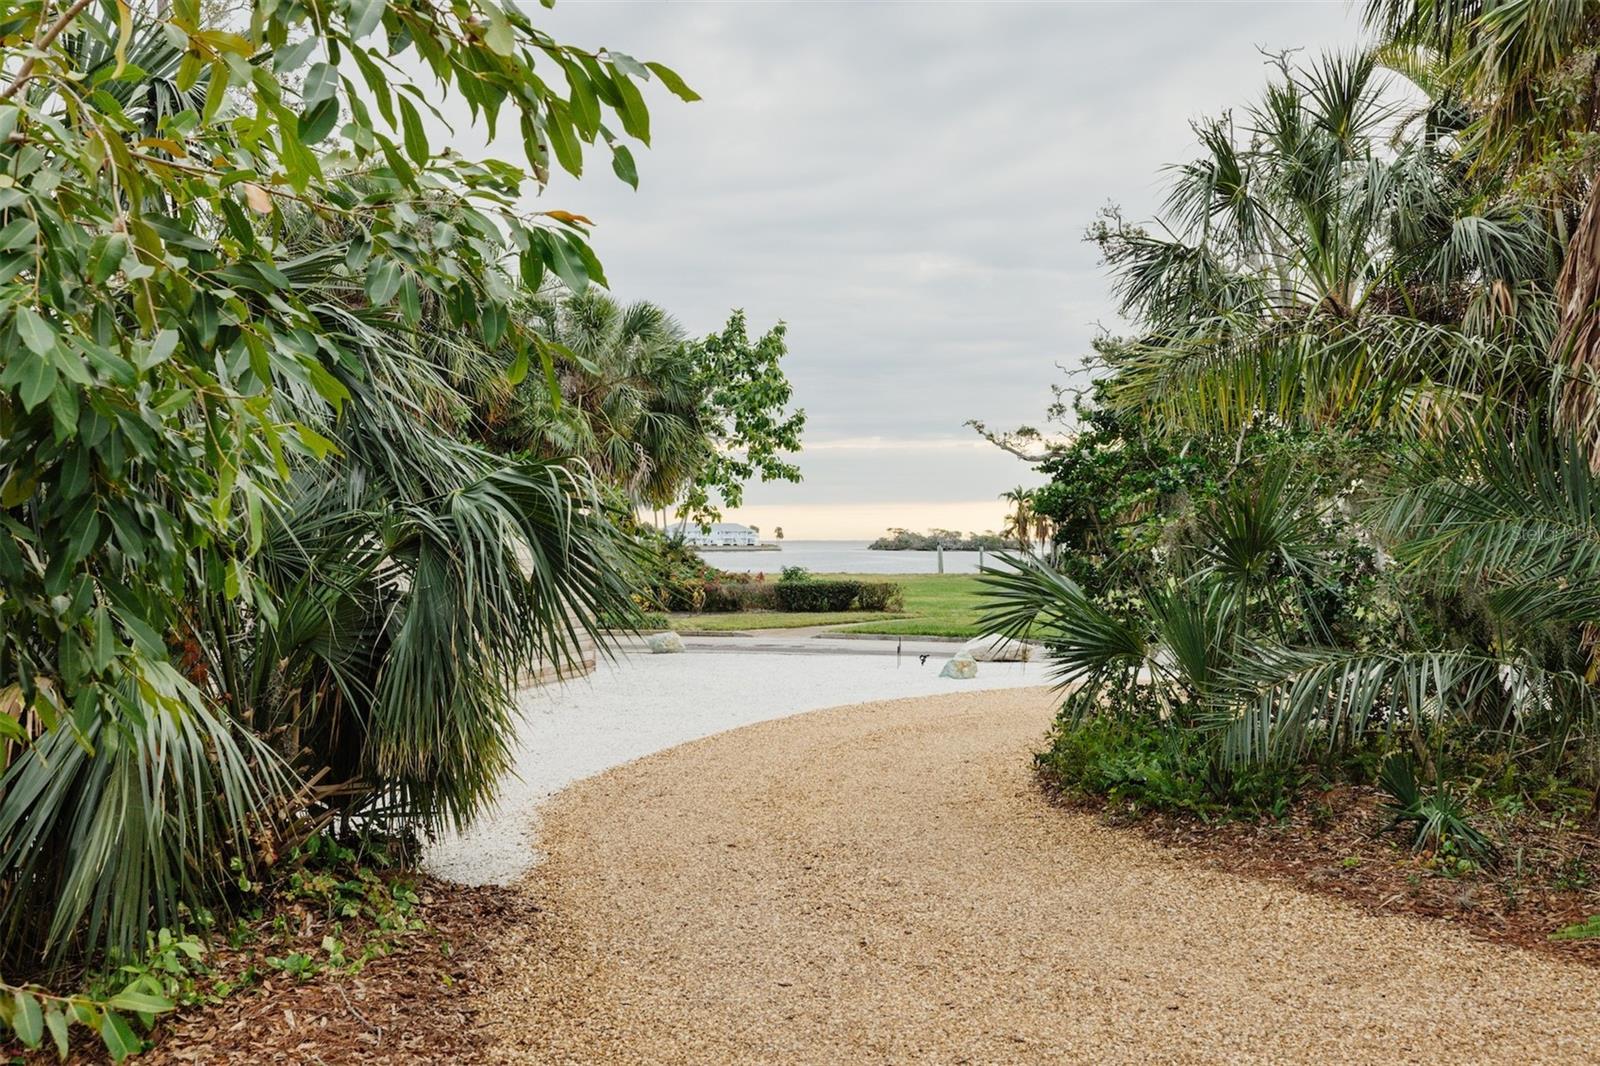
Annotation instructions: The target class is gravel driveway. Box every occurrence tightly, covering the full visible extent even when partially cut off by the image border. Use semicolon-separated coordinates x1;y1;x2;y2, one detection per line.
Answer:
477;688;1600;1064
425;642;1046;885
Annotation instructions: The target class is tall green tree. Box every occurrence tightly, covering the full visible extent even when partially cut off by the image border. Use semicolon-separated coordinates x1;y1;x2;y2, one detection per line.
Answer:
0;0;691;970
673;311;806;525
469;286;708;507
1095;50;1556;439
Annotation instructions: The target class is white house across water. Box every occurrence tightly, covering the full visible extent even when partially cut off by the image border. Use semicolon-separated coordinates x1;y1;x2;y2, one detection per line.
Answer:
681;522;759;547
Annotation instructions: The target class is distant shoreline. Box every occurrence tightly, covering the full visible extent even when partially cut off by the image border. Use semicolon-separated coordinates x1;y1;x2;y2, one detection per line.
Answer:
692;544;782;552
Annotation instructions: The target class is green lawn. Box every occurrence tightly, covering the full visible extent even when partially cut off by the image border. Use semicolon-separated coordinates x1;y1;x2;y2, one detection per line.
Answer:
668;573;989;638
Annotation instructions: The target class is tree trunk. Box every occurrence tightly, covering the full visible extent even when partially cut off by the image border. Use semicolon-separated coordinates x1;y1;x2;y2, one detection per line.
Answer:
1556;178;1600;465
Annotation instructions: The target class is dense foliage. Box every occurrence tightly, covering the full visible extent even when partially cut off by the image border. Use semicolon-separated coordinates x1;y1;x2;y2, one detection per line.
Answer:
987;32;1600;865
635;545;901;615
463;289;803;523
0;0;696;1041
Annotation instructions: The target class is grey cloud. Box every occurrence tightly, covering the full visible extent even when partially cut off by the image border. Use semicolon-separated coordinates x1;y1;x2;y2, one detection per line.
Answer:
446;2;1359;508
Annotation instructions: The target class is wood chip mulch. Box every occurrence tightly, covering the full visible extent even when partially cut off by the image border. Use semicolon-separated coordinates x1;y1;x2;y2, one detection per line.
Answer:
39;879;532;1065
1054;779;1600;967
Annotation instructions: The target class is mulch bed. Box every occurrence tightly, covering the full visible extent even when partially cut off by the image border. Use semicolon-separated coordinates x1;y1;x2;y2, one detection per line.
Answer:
139;879;527;1066
1048;778;1600;966
27;877;528;1065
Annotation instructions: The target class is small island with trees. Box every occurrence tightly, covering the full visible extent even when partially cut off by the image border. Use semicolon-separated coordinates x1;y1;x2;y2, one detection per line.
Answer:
868;528;1010;551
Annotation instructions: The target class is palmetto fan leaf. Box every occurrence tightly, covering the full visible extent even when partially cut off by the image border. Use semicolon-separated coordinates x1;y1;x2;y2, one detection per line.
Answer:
1214;643;1597;769
0;661;289;963
1377;423;1600;629
979;555;1240;727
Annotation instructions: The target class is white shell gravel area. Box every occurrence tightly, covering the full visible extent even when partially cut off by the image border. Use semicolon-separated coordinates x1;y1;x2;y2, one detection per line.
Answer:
424;642;1047;885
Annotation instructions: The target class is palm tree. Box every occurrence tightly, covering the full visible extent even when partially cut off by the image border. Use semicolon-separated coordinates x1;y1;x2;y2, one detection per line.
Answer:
1098;50;1557;440
983;44;1600;815
1000;487;1037;553
1364;2;1600;458
464;287;710;509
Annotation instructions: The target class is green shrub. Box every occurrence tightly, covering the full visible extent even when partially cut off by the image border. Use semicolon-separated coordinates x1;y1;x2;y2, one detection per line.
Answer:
1036;713;1300;817
856;582;905;611
1378;755;1498;863
779;566;812;583
775;580;863;612
700;582;779;612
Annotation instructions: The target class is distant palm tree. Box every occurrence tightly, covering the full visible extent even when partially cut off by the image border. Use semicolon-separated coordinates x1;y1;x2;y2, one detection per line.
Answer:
1000;487;1036;553
1031;508;1054;558
775;526;784;540
471;287;709;508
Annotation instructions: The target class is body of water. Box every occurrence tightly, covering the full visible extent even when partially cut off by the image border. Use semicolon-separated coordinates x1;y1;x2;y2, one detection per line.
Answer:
694;540;996;575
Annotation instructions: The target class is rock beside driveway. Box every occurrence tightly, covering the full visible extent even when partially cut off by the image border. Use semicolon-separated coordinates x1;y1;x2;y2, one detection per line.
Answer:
646;632;686;654
940;654;978;679
958;633;1037;662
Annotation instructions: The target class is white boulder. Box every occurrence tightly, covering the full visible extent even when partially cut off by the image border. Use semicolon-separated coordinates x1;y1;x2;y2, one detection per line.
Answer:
646;632;686;654
939;654;978;680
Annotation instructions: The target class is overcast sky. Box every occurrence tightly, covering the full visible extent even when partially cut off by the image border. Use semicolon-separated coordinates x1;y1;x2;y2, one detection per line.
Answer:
463;2;1363;537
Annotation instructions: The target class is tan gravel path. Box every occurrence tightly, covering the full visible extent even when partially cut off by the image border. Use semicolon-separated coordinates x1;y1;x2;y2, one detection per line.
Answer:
482;688;1600;1064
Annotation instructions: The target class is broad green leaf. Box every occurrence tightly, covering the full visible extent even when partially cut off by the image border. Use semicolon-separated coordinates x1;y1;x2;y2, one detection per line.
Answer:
12;991;42;1048
141;329;180;370
99;1010;139;1062
538;231;588;292
307;361;351;411
273;35;318;73
397;96;429;165
16;307;56;356
506;341;530;385
0;217;37;251
106;990;174;1015
299;98;340;144
348;0;388;39
302;61;337;107
612;71;651;144
483;6;516;56
545;109;582;176
398;274;420;325
646;61;701;101
611;144;638;189
17;355;57;411
43;1006;67;1058
365;258;402;305
566;62;600;134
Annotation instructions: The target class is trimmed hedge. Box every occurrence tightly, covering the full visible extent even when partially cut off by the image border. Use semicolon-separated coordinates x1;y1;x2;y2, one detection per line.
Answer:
673;577;905;614
701;581;779;612
775;580;862;612
856;582;905;611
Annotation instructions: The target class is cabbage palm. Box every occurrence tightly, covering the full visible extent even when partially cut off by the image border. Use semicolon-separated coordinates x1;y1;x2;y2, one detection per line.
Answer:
466;288;710;509
1100;50;1558;438
1001;487;1037;551
1364;1;1600;458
